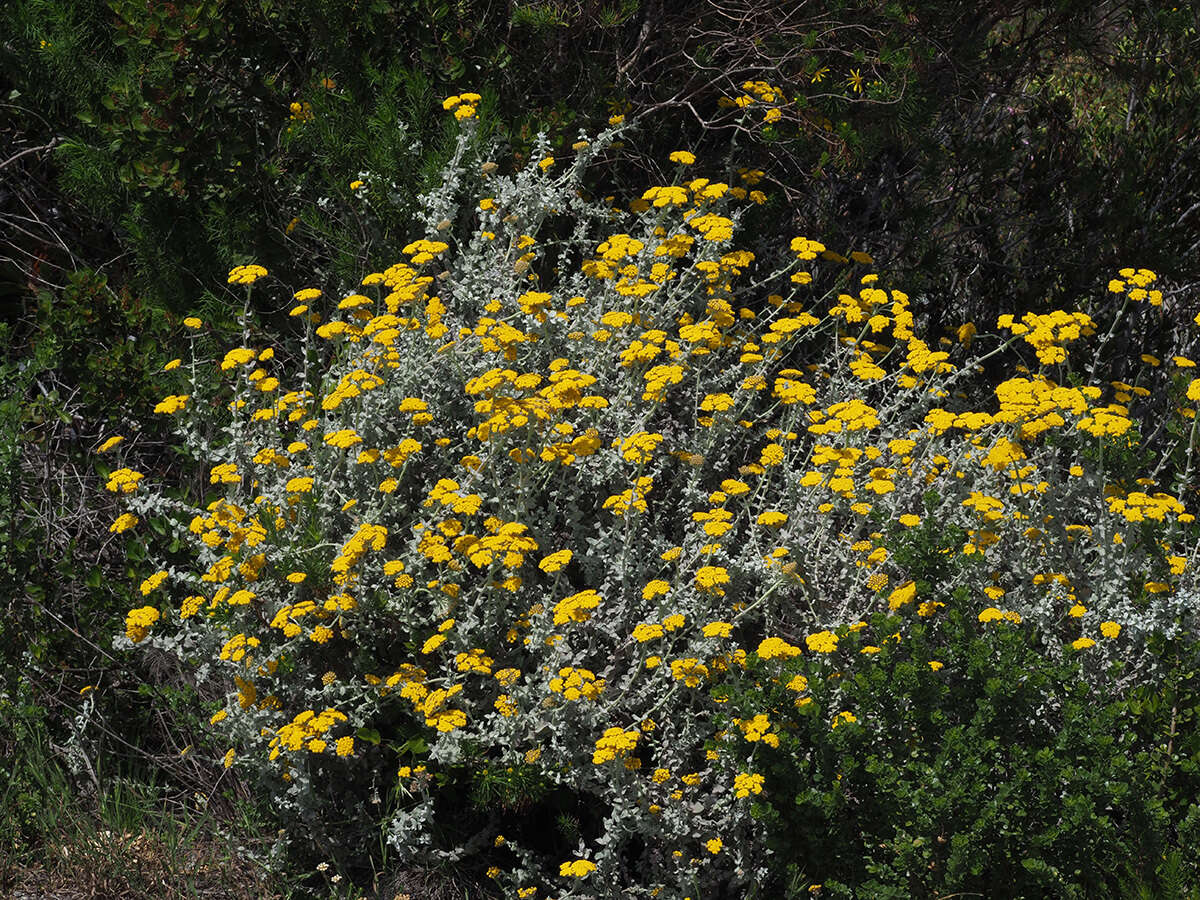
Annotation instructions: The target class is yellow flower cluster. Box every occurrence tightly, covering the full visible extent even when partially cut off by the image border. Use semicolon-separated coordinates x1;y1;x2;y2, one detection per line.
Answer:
549;667;605;701
139;570;168;595
736;713;780;747
220;347;256;371
733;772;764;798
109;512;138;534
331;522;387;574
559;859;597;877
1108;267;1161;304
227;264;268;285
670;657;709;687
209;463;240;484
592;726;640;764
538;549;572;573
124;606;160;643
694;565;730;595
603;476;654;516
978;607;1023;625
442;92;481;120
998;310;1096;366
288;101;313;122
553;589;601;625
154;394;189;414
756;637;801;659
105;467;143;493
1106;490;1188;523
805;630;838;654
619;430;664;464
270;707;349;758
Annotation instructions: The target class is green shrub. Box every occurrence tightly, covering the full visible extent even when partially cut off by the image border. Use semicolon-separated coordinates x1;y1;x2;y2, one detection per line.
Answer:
720;603;1197;897
109;99;1200;895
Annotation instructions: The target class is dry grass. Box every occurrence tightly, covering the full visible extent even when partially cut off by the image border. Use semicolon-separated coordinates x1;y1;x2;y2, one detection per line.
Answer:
7;823;283;900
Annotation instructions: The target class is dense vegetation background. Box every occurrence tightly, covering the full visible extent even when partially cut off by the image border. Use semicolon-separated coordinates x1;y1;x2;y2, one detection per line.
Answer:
2;1;1199;896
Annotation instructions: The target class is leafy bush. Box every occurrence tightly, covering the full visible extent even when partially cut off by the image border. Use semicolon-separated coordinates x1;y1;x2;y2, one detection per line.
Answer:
108;100;1200;895
721;603;1199;897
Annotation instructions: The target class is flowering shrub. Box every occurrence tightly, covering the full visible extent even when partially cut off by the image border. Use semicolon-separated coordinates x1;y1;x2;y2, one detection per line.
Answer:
107;101;1200;895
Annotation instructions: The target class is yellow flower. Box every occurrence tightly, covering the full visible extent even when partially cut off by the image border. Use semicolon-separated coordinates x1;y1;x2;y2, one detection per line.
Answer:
182;316;203;329
847;69;863;92
154;394;189;414
421;634;446;654
695;565;730;594
632;622;664;642
125;605;160;643
669;150;696;165
553;589;601;625
538;549;573;573
227;264;268;285
805;630;838;653
285;476;314;493
335;736;355;756
1072;637;1096;650
733;772;764;798
670;657;708;687
105;468;144;493
757;636;801;659
220;347;255;370
139;570;168;595
109;513;138;534
887;581;917;610
706;838;723;854
98;435;125;452
831;710;857;728
760;443;786;467
323;429;363;450
1100;621;1121;639
642;579;670;600
209;463;240;484
786;674;808;692
592;726;639;763
559;859;597;877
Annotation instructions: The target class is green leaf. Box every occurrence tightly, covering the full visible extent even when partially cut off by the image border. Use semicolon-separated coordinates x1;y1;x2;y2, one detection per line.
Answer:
357;726;381;745
399;735;428;755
